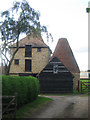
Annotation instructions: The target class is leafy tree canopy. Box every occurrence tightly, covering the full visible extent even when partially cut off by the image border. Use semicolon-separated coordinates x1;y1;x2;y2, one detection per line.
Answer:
0;0;53;74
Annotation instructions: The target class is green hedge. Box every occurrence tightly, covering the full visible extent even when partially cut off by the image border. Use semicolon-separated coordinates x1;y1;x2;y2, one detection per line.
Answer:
2;75;40;107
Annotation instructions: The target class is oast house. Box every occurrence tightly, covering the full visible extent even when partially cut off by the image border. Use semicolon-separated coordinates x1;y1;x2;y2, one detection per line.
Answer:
10;36;80;93
10;36;52;77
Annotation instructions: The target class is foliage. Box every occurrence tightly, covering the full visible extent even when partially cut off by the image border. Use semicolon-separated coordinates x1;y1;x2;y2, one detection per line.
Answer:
2;75;40;107
0;0;53;74
73;88;80;94
86;8;90;13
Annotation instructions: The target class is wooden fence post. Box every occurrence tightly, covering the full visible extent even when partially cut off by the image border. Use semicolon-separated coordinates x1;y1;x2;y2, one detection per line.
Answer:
14;92;17;119
78;80;79;92
81;81;82;93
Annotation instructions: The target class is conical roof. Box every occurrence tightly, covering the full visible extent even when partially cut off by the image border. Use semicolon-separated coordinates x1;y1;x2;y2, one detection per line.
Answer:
51;38;80;73
12;36;48;48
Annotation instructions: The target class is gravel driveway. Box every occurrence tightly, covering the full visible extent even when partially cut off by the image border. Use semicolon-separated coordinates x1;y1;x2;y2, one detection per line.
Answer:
30;95;88;118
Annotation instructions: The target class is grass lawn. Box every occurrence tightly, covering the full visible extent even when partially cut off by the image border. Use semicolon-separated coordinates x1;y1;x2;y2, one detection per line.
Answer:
16;96;52;118
80;79;90;82
80;79;90;83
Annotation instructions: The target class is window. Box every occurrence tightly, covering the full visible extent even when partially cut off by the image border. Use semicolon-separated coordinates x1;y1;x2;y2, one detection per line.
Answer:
37;48;41;52
14;59;19;65
25;59;32;72
53;64;58;74
25;45;32;57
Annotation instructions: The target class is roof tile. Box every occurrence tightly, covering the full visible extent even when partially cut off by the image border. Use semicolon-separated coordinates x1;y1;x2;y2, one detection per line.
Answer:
51;38;80;73
12;36;48;48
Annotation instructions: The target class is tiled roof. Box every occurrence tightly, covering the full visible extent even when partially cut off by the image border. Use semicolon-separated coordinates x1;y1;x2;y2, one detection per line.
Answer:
12;36;48;48
51;38;80;73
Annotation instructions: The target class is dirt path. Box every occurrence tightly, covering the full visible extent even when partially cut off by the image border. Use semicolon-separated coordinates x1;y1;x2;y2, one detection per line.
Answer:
29;95;88;118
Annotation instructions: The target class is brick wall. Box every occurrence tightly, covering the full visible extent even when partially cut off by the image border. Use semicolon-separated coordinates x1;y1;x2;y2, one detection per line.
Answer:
73;73;80;90
10;47;51;75
32;48;51;73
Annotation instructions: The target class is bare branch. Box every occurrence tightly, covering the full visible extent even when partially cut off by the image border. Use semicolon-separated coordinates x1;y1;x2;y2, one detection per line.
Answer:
1;52;9;63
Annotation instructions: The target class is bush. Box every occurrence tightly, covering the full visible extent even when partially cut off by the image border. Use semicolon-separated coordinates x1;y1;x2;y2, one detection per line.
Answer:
2;75;40;107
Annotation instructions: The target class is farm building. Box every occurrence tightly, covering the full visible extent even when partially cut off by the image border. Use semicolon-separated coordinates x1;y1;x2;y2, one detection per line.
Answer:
51;38;80;89
9;36;52;76
39;56;74;93
39;38;80;92
9;36;80;92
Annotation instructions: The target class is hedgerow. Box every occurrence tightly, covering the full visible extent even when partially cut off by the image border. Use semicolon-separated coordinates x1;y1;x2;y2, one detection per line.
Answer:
2;75;40;107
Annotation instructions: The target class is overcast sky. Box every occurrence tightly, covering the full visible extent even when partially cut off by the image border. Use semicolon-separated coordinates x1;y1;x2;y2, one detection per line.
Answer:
0;0;89;71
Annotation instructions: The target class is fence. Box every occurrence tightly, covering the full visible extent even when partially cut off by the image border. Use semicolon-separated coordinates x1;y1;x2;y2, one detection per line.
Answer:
80;79;90;93
2;93;17;119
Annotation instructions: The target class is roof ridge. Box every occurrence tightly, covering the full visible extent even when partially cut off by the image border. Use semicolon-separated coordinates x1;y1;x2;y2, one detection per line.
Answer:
11;35;51;49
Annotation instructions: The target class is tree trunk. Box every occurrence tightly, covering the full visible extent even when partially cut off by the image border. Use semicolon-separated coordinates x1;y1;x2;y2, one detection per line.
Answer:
6;35;19;75
6;47;19;75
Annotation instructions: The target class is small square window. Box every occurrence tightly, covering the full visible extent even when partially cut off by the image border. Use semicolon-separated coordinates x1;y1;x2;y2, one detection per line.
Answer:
37;48;41;52
14;59;19;65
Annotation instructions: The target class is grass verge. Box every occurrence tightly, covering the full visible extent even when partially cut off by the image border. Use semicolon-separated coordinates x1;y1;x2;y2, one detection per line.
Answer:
40;93;74;96
40;92;89;96
16;96;52;118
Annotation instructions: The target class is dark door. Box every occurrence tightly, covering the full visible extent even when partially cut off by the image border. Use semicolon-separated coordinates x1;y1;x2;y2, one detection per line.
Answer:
39;72;73;93
25;59;32;72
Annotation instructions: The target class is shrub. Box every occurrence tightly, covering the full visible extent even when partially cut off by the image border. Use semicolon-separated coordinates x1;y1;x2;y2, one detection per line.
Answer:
2;75;40;107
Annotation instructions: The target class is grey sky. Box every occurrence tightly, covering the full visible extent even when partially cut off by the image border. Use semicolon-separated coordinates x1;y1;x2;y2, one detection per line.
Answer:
0;0;89;71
